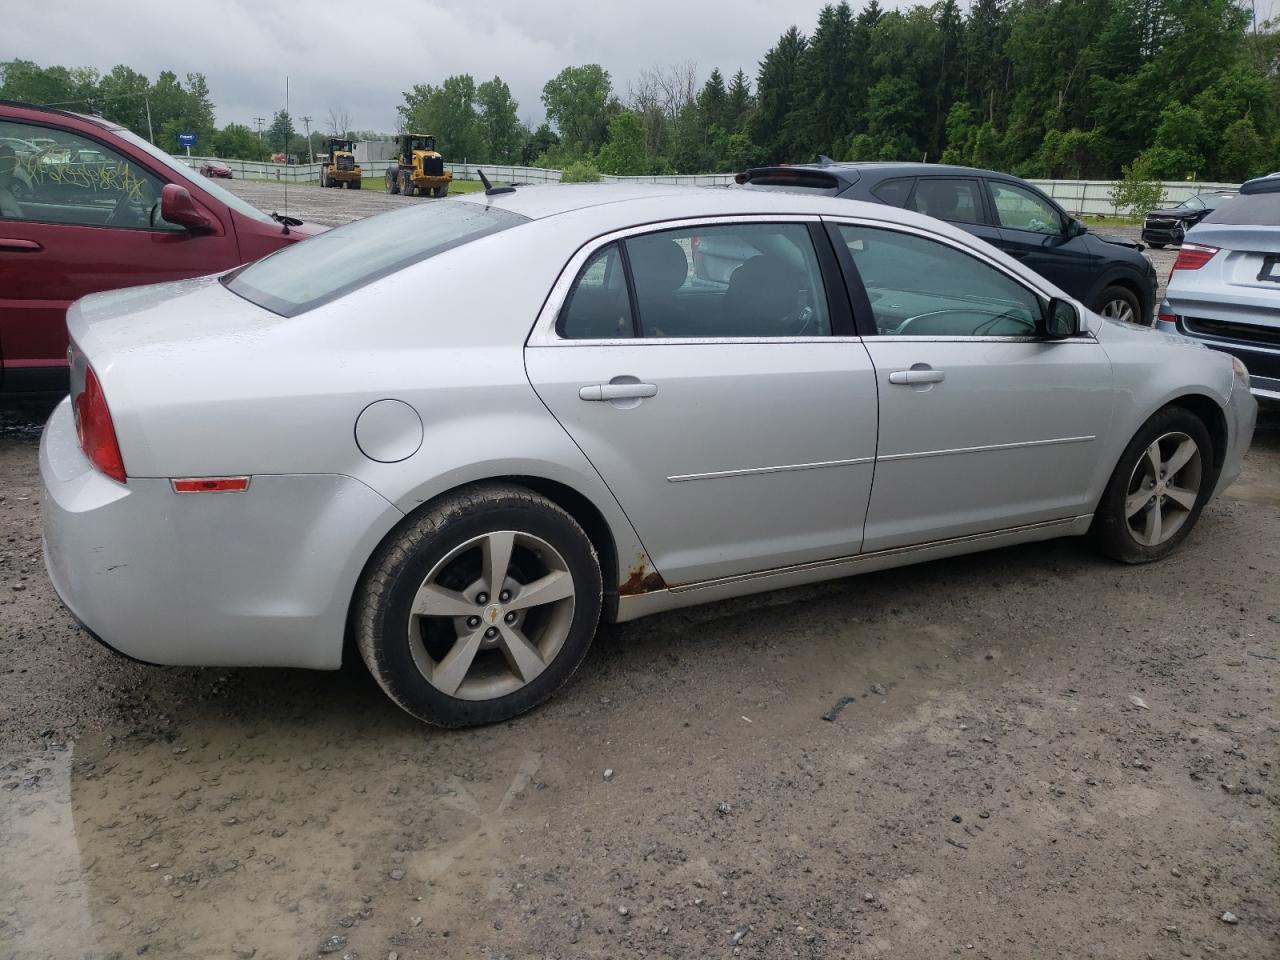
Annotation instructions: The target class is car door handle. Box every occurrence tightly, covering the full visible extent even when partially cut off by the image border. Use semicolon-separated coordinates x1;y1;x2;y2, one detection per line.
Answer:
0;239;42;253
889;369;946;385
579;382;658;401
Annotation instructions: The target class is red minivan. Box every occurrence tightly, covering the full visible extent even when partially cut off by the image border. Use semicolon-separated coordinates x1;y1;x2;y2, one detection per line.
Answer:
0;101;323;393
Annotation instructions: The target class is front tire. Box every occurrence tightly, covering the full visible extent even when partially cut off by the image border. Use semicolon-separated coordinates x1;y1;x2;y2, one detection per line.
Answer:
401;172;415;197
386;170;399;194
356;485;603;727
1095;285;1143;326
1090;406;1217;564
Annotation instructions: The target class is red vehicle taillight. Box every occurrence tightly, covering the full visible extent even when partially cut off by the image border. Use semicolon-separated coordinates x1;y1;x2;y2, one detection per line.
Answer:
72;365;127;483
1170;243;1219;277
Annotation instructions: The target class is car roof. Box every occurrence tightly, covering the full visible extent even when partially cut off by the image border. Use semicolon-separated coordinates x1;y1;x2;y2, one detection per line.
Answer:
0;100;125;132
452;183;1009;248
744;161;1021;185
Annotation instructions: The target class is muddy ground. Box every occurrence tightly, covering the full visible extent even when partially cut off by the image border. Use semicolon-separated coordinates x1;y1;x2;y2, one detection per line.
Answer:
1;183;1275;960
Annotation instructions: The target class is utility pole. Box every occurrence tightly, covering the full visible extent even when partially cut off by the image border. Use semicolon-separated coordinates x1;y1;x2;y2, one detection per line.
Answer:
301;115;313;164
253;116;266;160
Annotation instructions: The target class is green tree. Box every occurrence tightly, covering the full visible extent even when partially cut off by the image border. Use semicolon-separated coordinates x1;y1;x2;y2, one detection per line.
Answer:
753;26;808;161
212;123;261;160
597;110;649;175
476;76;522;163
541;64;616;156
267;109;295;156
725;69;753;131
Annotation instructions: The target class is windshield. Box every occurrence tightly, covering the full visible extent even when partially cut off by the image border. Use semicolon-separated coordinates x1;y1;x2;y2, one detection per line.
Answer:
115;128;277;226
1175;197;1205;211
224;201;529;316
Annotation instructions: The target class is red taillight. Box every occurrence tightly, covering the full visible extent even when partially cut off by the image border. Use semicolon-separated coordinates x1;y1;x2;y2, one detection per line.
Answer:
1170;243;1219;276
73;365;126;483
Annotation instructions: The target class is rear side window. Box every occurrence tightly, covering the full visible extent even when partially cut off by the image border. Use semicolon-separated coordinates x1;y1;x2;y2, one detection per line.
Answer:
225;202;528;316
1204;194;1280;226
908;178;983;224
559;223;832;339
558;242;634;339
871;177;914;207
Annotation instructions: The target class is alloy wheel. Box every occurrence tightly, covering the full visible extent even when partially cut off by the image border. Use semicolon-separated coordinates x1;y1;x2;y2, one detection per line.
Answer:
1124;431;1202;547
1101;298;1136;324
407;531;576;701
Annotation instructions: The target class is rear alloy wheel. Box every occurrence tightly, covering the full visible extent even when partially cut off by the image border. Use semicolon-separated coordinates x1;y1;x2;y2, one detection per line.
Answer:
1090;407;1216;563
356;485;602;727
1096;286;1142;325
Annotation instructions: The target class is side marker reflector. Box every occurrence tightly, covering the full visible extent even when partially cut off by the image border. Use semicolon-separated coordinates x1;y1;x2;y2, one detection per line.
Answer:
172;477;251;494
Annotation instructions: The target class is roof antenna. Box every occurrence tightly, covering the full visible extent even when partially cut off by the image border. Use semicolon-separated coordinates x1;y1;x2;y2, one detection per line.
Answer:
282;76;289;220
477;168;516;196
816;154;834;166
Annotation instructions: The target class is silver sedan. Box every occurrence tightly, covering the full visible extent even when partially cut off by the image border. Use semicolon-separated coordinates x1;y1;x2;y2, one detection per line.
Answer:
41;185;1257;726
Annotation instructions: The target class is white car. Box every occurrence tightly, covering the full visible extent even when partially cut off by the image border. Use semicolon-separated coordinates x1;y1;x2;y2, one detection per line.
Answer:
41;184;1256;726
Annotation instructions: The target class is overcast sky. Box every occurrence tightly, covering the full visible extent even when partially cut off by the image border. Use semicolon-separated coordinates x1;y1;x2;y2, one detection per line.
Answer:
6;0;1278;136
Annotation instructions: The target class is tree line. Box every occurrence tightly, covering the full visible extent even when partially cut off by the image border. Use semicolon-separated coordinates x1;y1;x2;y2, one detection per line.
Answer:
4;1;1277;182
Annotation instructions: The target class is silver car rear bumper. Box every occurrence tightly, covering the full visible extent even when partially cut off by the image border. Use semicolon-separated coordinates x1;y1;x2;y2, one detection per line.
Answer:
40;399;403;669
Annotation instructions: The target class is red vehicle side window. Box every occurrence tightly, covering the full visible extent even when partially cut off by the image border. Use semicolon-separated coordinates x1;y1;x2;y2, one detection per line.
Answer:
0;119;181;232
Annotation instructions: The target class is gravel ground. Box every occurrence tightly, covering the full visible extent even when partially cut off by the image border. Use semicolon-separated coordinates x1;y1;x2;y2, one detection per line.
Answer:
1;183;1275;959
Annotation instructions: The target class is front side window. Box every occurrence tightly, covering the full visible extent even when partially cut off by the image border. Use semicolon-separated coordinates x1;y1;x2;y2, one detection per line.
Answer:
907;178;983;224
837;225;1042;337
226;201;528;316
0;119;178;230
988;181;1063;235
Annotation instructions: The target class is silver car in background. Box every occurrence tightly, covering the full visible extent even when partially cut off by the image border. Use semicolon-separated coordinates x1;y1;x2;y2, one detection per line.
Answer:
41;185;1256;728
1158;174;1280;400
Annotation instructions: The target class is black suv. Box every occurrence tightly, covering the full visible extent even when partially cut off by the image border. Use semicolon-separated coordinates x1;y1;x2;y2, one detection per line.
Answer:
738;162;1157;325
1141;191;1238;249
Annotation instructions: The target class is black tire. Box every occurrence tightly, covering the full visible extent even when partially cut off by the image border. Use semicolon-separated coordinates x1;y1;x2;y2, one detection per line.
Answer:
386;170;399;195
1094;285;1144;326
401;173;415;197
351;178;362;190
438;182;449;197
1089;406;1218;564
356;484;603;727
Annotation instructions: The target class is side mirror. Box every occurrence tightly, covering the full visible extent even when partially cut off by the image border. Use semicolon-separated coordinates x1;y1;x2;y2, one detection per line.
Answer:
1068;218;1088;238
1042;297;1079;339
160;184;214;233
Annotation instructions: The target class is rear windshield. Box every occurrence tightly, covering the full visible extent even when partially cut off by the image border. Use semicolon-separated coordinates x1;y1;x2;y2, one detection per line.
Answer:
224;202;529;316
1204;194;1280;227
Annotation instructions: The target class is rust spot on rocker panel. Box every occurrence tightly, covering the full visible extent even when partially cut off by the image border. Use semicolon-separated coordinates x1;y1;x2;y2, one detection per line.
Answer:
619;559;667;596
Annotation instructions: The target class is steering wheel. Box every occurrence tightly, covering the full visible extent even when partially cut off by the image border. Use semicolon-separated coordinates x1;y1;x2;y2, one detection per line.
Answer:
104;195;148;228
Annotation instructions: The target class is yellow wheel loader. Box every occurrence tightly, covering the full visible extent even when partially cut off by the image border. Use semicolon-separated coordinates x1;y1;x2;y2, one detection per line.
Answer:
384;134;452;198
319;138;362;189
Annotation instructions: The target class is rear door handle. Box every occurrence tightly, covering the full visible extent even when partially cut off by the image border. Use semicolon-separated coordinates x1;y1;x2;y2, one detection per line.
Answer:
0;239;43;253
889;369;946;385
579;382;658;401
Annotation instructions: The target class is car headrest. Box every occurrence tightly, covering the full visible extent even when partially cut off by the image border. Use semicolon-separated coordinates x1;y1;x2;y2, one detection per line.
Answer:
724;256;800;329
628;237;688;295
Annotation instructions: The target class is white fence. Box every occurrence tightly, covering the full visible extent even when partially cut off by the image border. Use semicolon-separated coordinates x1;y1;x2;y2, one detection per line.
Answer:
179;156;1236;213
1027;179;1239;216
